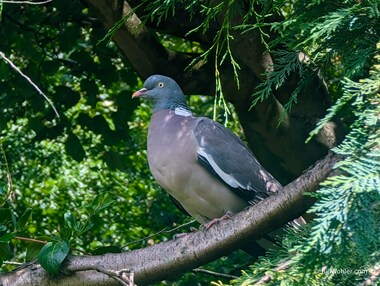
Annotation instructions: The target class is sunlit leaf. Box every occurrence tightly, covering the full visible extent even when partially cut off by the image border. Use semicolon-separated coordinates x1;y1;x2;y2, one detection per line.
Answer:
90;193;114;214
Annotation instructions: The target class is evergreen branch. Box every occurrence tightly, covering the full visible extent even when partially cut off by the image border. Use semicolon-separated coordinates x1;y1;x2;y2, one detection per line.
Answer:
252;259;293;285
306;77;357;143
145;0;176;24
235;2;274;51
251;50;302;106
277;71;315;126
308;57;380;142
297;7;352;49
97;2;145;46
186;0;239;123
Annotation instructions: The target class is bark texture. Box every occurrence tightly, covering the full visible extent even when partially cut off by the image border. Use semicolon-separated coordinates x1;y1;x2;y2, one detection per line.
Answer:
0;153;340;286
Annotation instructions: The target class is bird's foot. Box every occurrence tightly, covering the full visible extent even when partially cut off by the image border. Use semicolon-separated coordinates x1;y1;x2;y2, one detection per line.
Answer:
201;212;233;230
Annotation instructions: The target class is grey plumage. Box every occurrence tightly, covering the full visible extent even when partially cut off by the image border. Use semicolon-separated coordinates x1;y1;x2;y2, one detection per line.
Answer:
132;75;284;225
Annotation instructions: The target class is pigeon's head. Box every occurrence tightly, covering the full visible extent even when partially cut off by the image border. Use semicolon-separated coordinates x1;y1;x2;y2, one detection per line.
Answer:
132;75;189;112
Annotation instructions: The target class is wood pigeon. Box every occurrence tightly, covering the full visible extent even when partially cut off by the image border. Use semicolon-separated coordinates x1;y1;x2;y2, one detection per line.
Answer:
132;75;300;243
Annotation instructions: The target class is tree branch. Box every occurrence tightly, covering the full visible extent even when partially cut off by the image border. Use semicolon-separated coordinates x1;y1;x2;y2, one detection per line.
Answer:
0;51;60;119
0;153;340;286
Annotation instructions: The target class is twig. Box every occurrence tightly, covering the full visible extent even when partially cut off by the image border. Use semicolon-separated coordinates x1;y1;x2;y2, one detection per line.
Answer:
123;219;196;248
3;261;23;266
2;0;52;4
192;268;238;280
0;51;59;118
76;265;136;286
13;236;87;255
14;236;49;244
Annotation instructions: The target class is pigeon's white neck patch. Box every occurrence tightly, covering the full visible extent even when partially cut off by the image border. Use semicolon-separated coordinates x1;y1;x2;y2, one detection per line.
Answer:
174;107;192;117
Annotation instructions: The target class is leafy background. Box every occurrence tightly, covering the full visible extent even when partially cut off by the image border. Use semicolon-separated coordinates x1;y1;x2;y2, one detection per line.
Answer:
1;0;379;285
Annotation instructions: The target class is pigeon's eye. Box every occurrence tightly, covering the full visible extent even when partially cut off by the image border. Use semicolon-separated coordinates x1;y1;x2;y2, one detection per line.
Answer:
158;82;164;88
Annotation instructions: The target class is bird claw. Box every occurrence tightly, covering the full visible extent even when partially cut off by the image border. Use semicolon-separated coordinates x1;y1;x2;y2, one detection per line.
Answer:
201;212;233;230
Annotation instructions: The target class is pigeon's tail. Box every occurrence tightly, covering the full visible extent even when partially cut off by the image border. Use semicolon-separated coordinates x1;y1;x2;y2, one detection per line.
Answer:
287;216;307;229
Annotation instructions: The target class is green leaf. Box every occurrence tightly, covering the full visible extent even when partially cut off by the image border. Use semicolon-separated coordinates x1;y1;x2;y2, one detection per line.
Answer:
90;193;114;214
0;208;17;230
59;225;72;241
38;239;70;274
0;233;14;242
83;193;114;214
80;78;98;107
78;222;94;236
63;211;77;231
26;242;44;261
16;208;32;231
40;60;61;75
0;208;12;223
53;85;80;108
0;242;11;260
65;133;85;162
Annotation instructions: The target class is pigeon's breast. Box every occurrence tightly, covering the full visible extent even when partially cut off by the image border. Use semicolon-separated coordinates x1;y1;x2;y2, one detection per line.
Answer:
147;110;248;223
147;110;199;191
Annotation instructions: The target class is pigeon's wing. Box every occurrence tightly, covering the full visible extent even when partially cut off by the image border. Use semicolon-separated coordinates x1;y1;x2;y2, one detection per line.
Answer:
193;117;282;204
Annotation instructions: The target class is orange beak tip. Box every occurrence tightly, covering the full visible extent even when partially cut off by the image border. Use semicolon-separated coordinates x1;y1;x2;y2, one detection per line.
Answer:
132;88;147;98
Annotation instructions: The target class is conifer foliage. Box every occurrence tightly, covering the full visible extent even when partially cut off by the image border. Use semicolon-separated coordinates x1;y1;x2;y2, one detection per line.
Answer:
216;1;380;285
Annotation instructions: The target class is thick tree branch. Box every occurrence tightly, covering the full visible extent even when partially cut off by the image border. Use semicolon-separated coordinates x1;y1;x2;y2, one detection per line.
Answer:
0;153;340;286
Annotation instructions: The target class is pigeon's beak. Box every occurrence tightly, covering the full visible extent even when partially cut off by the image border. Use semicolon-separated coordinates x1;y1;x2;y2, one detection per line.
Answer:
132;88;148;98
